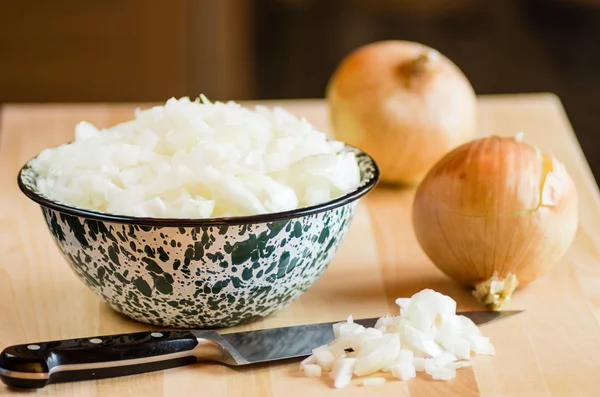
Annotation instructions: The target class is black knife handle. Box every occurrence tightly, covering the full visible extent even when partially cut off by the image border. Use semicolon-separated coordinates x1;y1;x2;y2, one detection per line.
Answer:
0;330;205;389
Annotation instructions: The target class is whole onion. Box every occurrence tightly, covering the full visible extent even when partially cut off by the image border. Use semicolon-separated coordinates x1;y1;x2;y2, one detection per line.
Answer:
327;40;477;185
412;135;579;308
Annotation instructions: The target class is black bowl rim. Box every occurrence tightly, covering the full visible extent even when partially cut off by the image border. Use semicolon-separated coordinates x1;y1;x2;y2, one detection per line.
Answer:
18;145;380;226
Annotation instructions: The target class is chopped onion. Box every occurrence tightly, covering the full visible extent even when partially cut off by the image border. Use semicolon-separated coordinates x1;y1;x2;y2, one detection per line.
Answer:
333;321;365;340
302;289;494;388
327;326;381;357
413;358;426;372
395;349;414;365
303;364;322;378
361;377;387;386
354;334;401;376
395;298;411;315
427;366;456;381
404;324;444;357
330;357;357;389
432;352;457;367
30;96;361;218
313;347;336;371
452;361;473;369
467;334;496;355
390;362;416;381
299;355;316;370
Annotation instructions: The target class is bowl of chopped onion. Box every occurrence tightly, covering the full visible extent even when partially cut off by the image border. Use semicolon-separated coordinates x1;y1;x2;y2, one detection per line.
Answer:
17;96;379;328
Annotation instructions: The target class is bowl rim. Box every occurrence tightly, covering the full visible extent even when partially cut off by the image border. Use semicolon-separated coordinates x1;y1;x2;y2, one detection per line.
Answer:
18;144;380;226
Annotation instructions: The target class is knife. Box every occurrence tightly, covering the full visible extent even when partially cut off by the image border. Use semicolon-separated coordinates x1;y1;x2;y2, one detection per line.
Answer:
0;310;521;389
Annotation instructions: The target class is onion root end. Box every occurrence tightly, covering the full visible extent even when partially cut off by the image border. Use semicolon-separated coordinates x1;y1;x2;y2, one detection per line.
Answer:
472;272;519;309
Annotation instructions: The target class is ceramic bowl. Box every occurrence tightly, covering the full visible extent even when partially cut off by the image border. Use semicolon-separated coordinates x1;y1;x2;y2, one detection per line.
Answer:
18;146;378;328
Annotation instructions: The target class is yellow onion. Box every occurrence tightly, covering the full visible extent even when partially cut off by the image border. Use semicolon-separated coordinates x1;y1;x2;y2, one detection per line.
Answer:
412;135;579;308
327;40;477;185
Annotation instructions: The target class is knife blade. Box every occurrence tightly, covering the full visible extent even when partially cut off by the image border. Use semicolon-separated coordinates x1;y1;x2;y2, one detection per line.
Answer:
0;310;522;389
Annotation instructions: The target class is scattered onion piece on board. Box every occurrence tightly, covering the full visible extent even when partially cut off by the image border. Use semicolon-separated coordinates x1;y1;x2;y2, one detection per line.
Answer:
329;356;356;389
303;364;322;378
301;289;494;388
361;377;387;387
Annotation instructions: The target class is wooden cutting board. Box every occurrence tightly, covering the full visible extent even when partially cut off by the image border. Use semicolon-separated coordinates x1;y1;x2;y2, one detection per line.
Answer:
1;94;599;397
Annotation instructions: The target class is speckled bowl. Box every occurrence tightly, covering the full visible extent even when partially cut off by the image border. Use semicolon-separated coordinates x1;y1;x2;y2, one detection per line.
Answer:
18;146;379;328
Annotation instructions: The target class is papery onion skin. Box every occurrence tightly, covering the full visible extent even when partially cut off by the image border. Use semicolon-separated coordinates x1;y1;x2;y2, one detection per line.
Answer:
327;40;477;185
412;136;578;305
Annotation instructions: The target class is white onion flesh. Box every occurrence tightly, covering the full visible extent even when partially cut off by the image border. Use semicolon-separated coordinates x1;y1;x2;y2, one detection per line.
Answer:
390;362;416;381
30;96;360;218
303;289;494;388
299;355;316;370
329;357;356;389
361;377;387;387
313;347;336;371
303;364;322;378
354;333;401;376
395;349;414;365
425;359;456;381
413;358;426;372
452;361;473;369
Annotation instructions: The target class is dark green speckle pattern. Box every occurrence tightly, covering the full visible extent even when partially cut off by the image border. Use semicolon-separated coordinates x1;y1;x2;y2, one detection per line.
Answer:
40;204;357;328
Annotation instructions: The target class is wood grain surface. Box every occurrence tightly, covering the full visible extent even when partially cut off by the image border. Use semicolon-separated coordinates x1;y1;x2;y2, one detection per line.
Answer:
0;94;599;396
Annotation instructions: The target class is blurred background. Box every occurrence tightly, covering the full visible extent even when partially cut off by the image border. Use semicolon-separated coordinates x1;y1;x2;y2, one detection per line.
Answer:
1;0;599;181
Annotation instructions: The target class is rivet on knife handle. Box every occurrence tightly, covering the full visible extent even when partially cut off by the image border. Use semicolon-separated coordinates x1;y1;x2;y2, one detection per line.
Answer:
0;330;241;389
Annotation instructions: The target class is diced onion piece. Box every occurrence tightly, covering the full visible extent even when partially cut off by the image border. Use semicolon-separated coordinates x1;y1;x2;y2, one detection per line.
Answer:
453;338;472;360
313;347;336;371
452;361;473;369
130;197;167;217
424;357;458;380
467;334;496;355
403;289;457;333
361;377;387;387
404;325;444;357
395;298;411;315
433;352;457;367
428;366;457;381
332;322;343;339
395;349;414;365
330;357;357;389
436;316;462;348
413;358;426;372
424;358;436;373
458;315;481;335
328;327;380;357
390;362;416;381
339;323;366;339
412;349;429;359
354;334;401;376
303;364;322;378
75;121;100;141
300;355;316;370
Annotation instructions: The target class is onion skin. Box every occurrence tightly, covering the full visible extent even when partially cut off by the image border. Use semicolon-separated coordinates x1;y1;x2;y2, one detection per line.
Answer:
327;40;477;185
412;136;579;307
